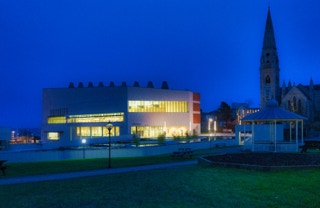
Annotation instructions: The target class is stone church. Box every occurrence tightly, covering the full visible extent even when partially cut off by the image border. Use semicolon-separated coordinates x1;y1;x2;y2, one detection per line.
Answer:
260;7;320;127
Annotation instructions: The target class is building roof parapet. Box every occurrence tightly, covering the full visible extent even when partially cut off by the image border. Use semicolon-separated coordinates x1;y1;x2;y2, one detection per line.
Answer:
67;81;171;90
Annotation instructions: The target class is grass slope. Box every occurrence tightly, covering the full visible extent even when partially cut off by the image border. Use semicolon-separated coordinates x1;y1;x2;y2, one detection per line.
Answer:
1;166;320;207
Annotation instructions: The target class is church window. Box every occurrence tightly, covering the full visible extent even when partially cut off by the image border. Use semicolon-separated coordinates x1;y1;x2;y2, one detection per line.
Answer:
298;99;302;114
293;96;297;112
265;75;271;84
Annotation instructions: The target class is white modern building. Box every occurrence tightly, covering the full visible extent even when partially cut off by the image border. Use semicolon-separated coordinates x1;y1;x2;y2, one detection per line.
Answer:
41;81;201;147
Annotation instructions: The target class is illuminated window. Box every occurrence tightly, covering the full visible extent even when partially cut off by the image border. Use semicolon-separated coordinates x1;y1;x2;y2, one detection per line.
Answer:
91;127;103;137
48;116;66;124
102;126;119;136
76;126;120;137
47;132;60;141
128;101;188;113
131;126;164;138
68;113;124;123
48;113;124;124
131;125;188;138
81;127;91;136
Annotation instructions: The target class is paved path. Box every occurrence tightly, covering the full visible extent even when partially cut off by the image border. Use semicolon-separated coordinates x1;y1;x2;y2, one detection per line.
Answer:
0;160;197;185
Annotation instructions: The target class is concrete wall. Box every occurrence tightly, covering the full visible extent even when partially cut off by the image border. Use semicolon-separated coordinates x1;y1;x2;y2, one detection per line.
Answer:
0;139;239;163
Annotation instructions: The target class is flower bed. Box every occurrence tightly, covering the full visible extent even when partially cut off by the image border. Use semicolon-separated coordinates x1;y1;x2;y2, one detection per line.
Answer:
199;152;320;171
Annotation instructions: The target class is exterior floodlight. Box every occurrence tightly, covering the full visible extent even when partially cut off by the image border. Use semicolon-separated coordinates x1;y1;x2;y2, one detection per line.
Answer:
82;139;87;159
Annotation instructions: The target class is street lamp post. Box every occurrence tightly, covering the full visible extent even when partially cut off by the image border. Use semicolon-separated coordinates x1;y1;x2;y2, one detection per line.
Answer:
106;121;113;168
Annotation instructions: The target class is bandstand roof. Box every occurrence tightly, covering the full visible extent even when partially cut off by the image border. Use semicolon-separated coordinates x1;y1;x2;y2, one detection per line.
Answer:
242;99;307;122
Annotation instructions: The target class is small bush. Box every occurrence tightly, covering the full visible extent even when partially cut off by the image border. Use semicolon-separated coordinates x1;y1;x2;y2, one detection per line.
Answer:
173;134;181;141
133;134;140;147
157;133;166;144
192;129;198;138
185;132;191;142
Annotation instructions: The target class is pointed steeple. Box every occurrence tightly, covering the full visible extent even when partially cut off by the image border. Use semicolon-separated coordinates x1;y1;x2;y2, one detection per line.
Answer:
263;7;277;50
260;6;279;69
259;6;280;108
288;81;292;89
310;78;314;92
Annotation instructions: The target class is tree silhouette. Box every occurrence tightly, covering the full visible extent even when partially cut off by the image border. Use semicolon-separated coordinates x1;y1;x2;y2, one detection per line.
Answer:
217;102;234;130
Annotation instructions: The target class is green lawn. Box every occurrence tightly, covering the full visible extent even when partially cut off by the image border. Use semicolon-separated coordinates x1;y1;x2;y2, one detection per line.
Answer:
1;147;320;207
1;165;320;207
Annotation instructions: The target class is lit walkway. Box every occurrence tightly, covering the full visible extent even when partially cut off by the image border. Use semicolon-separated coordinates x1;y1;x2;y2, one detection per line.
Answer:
0;160;197;185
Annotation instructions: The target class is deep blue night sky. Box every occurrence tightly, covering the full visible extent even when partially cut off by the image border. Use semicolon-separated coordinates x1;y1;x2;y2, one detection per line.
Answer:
1;0;319;128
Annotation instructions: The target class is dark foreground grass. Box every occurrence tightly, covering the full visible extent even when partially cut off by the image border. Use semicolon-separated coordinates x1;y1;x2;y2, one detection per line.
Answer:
1;165;320;208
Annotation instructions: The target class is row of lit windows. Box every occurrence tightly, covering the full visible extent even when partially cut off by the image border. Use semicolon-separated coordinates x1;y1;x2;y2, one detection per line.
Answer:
47;125;191;140
76;126;119;137
47;126;120;141
131;125;189;138
48;100;189;124
48;116;66;124
131;126;164;138
128;101;188;113
48;113;124;124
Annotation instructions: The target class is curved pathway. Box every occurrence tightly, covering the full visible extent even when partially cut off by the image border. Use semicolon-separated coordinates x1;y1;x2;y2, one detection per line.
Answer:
0;160;197;185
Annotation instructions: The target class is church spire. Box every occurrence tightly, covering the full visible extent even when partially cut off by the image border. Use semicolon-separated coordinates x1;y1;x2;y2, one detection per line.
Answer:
263;6;277;50
259;6;280;108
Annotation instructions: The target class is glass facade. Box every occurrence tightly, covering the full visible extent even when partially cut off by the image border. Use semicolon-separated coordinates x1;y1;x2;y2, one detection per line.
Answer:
76;126;119;137
48;113;124;124
131;125;189;138
128;101;188;113
46;100;193;141
68;113;124;123
48;116;66;124
131;126;164;138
